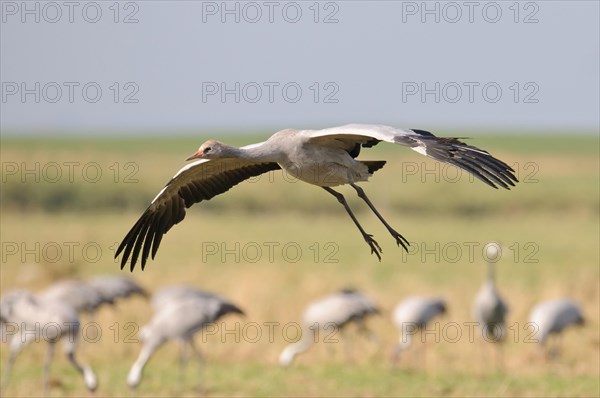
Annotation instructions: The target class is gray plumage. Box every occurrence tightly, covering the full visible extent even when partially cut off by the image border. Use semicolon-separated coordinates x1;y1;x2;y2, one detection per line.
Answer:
0;290;97;394
473;243;508;342
38;280;104;314
279;289;379;367
150;284;217;312
115;124;518;270
529;299;584;345
87;275;147;304
392;296;447;358
38;276;146;315
127;286;244;388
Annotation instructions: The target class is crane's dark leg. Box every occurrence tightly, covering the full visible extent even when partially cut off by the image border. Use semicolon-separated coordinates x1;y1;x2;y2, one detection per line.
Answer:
356;320;380;345
1;348;18;390
66;351;97;392
322;187;382;261
340;327;354;364
1;332;31;391
43;343;55;397
495;342;505;372
188;339;205;393
350;183;410;252
177;340;189;391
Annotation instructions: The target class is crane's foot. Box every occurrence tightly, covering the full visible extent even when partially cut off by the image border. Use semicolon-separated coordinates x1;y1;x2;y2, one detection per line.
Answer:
363;234;382;261
387;227;410;252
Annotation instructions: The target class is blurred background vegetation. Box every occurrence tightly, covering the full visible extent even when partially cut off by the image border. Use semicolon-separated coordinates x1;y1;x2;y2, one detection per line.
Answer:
1;133;599;397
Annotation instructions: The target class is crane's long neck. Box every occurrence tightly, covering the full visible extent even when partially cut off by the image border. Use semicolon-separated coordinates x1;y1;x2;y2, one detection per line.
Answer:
486;261;497;285
279;329;315;367
127;339;162;387
226;142;284;163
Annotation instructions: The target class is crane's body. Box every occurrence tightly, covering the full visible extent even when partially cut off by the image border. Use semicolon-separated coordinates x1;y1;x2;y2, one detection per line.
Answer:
529;299;584;345
392;296;447;361
0;290;97;394
88;275;146;303
473;243;508;343
38;276;146;315
473;280;508;342
279;289;379;367
127;286;243;388
150;285;219;311
38;280;103;314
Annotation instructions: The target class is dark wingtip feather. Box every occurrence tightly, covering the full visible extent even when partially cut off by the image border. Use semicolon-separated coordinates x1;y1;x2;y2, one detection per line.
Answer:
410;129;435;137
116;161;282;271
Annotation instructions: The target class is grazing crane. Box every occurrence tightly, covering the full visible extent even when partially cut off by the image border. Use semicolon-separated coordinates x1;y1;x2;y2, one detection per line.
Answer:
0;290;97;395
473;242;509;343
279;289;379;367
127;289;244;389
528;299;584;359
115;124;518;270
392;296;447;363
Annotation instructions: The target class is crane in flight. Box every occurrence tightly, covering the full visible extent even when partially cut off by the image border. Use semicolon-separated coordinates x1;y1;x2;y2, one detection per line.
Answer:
115;124;518;270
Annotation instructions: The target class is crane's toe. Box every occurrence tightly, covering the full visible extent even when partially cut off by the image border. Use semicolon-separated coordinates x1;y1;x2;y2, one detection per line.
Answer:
363;234;383;261
390;229;410;252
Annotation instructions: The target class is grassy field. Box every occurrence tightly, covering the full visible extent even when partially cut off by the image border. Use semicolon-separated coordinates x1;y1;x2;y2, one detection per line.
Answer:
1;133;599;397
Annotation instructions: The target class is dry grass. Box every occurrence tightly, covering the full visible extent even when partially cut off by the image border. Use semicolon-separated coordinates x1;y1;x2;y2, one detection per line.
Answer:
0;134;598;396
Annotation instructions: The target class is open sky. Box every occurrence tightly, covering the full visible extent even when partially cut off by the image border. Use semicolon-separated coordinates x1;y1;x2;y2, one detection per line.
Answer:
1;1;598;135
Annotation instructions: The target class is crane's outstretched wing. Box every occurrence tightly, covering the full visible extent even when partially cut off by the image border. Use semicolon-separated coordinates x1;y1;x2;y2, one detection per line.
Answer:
116;157;280;271
303;124;518;189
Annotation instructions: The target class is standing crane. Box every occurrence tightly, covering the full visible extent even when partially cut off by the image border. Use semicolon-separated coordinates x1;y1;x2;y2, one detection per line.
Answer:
472;242;509;367
115;124;518;270
392;296;447;364
279;289;379;367
126;287;244;389
0;290;97;395
528;299;584;359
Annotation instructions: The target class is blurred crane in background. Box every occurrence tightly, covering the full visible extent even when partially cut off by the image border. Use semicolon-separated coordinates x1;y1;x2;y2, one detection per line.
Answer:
472;242;509;367
0;290;97;395
127;286;244;390
279;289;379;367
528;298;584;360
392;296;447;365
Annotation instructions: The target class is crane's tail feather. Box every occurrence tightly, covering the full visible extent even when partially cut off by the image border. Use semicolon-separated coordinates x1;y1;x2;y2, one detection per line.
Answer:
361;160;386;174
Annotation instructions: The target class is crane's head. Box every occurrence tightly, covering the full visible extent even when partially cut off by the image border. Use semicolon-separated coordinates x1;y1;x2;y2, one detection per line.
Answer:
185;140;225;161
484;242;502;262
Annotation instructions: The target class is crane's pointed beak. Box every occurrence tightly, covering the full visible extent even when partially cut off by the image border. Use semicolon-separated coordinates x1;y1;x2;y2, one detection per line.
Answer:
185;150;203;161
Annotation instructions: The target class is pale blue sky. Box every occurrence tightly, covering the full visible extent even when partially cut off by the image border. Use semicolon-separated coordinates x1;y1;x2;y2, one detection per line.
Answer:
1;1;598;135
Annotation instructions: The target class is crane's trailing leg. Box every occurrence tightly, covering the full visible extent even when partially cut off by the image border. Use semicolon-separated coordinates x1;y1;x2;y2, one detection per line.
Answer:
66;351;97;392
322;187;382;261
1;334;30;391
350;183;410;252
356;321;380;346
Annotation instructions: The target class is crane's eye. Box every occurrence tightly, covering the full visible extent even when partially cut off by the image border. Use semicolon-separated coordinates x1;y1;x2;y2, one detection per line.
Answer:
204;147;211;153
